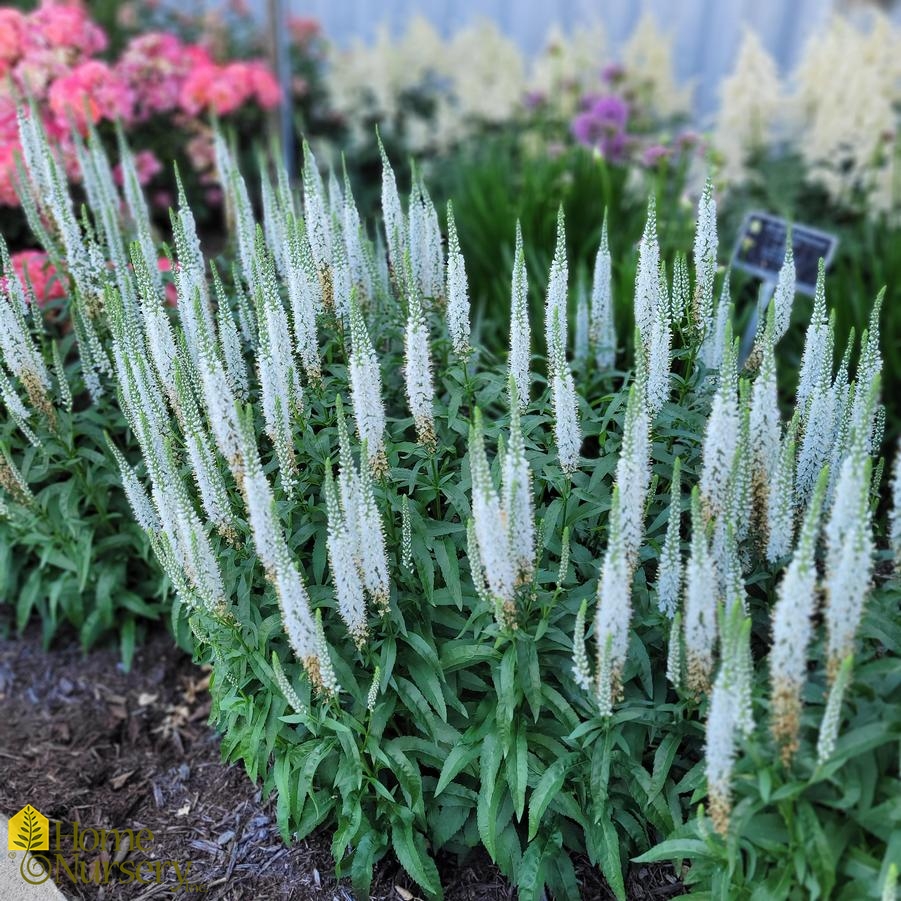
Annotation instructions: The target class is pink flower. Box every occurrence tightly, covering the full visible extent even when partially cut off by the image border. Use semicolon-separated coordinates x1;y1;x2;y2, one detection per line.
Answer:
288;16;320;45
244;61;280;108
27;2;107;57
157;257;177;306
185;130;216;173
13;46;69;99
117;32;191;119
179;62;243;116
0;9;27;76
152;190;174;211
49;60;134;132
0;145;21;207
113;149;162;186
10;250;67;307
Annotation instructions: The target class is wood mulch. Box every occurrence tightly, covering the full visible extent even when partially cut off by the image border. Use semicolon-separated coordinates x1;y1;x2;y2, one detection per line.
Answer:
0;626;683;900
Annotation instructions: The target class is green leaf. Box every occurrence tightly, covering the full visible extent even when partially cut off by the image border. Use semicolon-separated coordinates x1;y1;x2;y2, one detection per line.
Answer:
350;829;379;898
516;837;546;901
119;617;136;672
391;820;442;899
435;743;480;796
598;812;626;901
506;728;528;822
528;753;576;841
516;639;542;722
633;838;713;862
477;732;503;860
440;642;500;672
496;645;517;742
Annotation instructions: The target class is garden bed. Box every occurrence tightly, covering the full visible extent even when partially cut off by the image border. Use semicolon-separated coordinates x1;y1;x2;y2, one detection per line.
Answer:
0;628;682;900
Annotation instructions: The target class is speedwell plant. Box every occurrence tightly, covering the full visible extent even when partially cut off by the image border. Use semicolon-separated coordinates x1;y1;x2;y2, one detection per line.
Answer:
5;109;900;899
0;118;170;661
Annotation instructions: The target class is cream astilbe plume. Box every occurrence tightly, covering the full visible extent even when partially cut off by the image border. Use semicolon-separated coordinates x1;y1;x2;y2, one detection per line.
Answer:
445;201;471;356
549;309;581;475
403;266;436;451
692;178;717;343
770;467;829;764
713;29;783;186
656;457;683;618
469;409;515;626
348;293;387;474
684;487;717;695
508;221;531;411
621;13;692;118
544;206;569;371
589;209;616;368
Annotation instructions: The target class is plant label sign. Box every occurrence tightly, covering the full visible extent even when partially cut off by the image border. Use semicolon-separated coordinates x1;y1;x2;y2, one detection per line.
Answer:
731;211;838;295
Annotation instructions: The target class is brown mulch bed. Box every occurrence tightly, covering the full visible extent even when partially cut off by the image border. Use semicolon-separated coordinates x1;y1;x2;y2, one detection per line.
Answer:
0;626;683;900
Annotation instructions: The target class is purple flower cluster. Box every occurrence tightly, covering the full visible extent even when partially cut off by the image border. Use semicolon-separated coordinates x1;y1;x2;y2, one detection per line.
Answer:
571;94;630;161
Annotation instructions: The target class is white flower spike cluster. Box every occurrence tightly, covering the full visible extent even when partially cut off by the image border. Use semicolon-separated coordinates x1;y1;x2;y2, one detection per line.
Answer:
469;406;529;629
8;116;891;850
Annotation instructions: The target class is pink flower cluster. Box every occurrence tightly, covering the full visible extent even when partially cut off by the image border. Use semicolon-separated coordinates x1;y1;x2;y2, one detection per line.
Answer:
9;250;67;308
0;0;282;208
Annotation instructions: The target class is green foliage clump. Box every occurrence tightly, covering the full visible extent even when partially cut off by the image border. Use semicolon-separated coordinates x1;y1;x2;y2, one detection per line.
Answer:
3;111;899;901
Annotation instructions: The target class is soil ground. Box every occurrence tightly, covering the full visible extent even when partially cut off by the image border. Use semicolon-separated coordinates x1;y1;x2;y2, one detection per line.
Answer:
0;626;684;900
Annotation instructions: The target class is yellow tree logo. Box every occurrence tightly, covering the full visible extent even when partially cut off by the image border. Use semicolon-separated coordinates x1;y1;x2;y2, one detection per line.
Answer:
8;805;49;852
